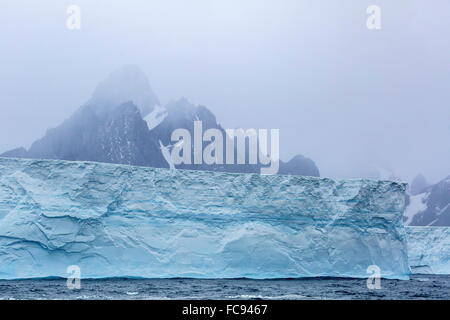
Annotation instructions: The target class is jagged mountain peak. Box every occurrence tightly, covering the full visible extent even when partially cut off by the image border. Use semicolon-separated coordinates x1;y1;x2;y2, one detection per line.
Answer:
410;173;429;196
162;98;218;128
0;67;321;178
87;65;159;117
279;154;320;177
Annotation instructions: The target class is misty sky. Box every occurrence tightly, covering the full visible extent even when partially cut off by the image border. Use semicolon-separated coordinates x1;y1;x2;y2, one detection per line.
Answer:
0;0;449;183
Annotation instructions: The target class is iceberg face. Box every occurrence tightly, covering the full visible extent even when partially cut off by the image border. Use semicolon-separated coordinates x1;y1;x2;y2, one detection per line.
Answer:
406;227;450;274
0;157;409;279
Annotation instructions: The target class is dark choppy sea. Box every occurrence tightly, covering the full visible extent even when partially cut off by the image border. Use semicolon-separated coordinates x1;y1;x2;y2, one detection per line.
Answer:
0;275;449;300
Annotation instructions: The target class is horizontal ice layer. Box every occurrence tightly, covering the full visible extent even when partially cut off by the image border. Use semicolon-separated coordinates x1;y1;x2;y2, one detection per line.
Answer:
0;157;410;279
406;227;450;274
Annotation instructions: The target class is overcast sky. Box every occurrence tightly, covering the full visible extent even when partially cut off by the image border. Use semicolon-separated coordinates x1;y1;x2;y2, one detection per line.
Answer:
0;0;449;182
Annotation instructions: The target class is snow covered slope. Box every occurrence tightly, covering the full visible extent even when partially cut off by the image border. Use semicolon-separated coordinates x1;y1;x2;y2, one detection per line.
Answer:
0;157;409;279
406;176;450;226
406;227;450;274
404;193;428;225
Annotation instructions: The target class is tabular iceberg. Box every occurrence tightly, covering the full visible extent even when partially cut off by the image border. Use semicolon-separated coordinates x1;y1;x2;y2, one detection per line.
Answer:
406;227;450;274
0;157;410;279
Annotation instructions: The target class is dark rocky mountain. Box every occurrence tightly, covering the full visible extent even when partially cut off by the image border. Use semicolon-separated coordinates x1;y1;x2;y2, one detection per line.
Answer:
87;64;159;118
0;66;320;177
1;147;27;158
278;154;320;177
14;102;162;167
150;98;259;173
410;174;429;196
406;176;450;226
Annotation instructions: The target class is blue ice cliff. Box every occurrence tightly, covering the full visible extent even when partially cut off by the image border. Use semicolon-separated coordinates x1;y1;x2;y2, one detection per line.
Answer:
0;157;410;279
406;227;450;274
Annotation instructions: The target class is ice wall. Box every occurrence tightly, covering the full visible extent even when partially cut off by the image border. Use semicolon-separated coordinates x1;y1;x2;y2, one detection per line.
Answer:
406;227;450;274
0;157;410;279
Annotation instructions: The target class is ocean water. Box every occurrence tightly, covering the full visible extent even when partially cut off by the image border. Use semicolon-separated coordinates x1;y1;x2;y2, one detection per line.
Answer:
0;275;449;300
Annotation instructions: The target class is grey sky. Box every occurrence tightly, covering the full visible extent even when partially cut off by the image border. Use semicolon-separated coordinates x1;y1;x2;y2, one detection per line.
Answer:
0;0;449;182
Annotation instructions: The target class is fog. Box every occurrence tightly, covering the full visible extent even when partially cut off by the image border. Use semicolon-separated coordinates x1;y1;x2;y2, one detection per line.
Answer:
0;0;449;182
